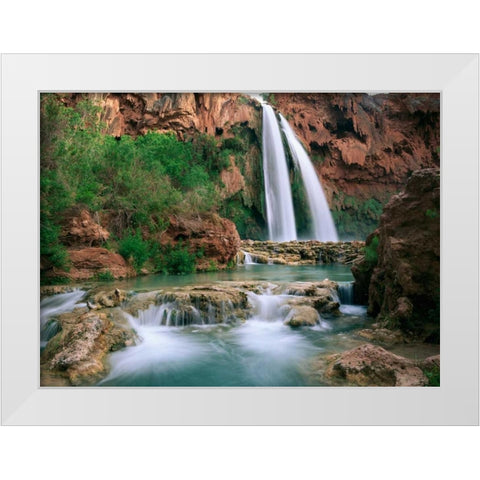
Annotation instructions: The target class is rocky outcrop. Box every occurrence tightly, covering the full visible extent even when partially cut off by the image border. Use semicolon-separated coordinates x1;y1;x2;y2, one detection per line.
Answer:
161;213;241;269
239;240;364;265
89;288;128;308
40;309;135;386
353;168;440;341
56;247;135;281
61;92;261;141
284;306;320;327
323;344;427;386
60;208;109;247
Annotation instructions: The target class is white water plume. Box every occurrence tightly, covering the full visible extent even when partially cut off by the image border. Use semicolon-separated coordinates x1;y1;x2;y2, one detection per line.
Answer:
262;104;297;241
280;114;338;241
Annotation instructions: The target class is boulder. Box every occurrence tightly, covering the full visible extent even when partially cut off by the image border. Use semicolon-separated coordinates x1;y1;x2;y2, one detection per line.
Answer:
67;247;135;280
41;310;135;386
284;306;320;327
161;213;241;269
324;343;427;386
90;288;128;308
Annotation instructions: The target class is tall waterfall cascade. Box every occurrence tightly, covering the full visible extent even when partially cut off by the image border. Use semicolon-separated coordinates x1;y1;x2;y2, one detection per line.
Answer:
262;104;297;242
260;100;339;242
280;115;339;241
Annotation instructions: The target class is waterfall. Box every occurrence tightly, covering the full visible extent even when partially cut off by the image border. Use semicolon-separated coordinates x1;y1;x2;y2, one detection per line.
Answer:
40;289;86;346
337;282;354;305
128;297;238;327
246;290;289;322
280;114;339;241
242;251;257;265
262;104;297;241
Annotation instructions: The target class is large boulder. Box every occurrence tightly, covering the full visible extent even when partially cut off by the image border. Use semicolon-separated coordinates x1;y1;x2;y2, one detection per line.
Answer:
324;343;427;386
41;310;135;386
161;213;241;269
64;247;135;280
284;306;320;327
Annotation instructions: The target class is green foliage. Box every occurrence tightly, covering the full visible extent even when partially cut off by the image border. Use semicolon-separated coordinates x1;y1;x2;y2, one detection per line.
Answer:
221;136;247;153
267;93;277;106
191;133;230;175
332;193;384;239
95;270;115;282
153;241;199;275
206;260;218;272
423;366;440;386
39;95;269;278
425;208;439;219
290;170;312;236
237;95;250;105
220;193;264;239
118;230;150;272
40;275;71;286
364;235;379;265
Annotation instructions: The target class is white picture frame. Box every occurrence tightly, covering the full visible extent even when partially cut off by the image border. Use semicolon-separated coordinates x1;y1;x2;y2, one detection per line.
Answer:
1;53;478;425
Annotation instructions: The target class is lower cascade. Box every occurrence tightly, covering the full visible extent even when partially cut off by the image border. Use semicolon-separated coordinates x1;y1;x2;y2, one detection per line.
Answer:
40;270;376;387
337;282;355;305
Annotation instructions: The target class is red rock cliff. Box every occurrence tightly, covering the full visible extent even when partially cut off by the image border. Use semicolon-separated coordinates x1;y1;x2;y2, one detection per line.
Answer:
61;93;261;139
61;92;439;240
273;93;440;206
352;168;440;342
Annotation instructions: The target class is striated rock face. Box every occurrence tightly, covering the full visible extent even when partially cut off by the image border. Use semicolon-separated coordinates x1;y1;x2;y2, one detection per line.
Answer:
62;247;135;281
352;168;440;341
324;343;427;386
273;93;440;206
61;92;261;140
60;208;109;247
161;213;241;269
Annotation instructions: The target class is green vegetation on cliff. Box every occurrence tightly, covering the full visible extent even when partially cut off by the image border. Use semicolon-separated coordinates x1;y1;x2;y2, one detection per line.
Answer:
40;94;264;276
332;193;385;239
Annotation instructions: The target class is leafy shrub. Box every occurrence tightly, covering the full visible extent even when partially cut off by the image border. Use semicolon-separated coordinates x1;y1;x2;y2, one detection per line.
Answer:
118;230;150;272
423;366;440;386
95;270;115;282
222;136;246;153
364;235;379;265
153;241;198;275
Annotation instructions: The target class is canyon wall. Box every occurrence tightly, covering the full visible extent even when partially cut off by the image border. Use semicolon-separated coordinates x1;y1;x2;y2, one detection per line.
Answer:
352;168;440;342
58;93;440;244
273;93;440;237
62;92;439;239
